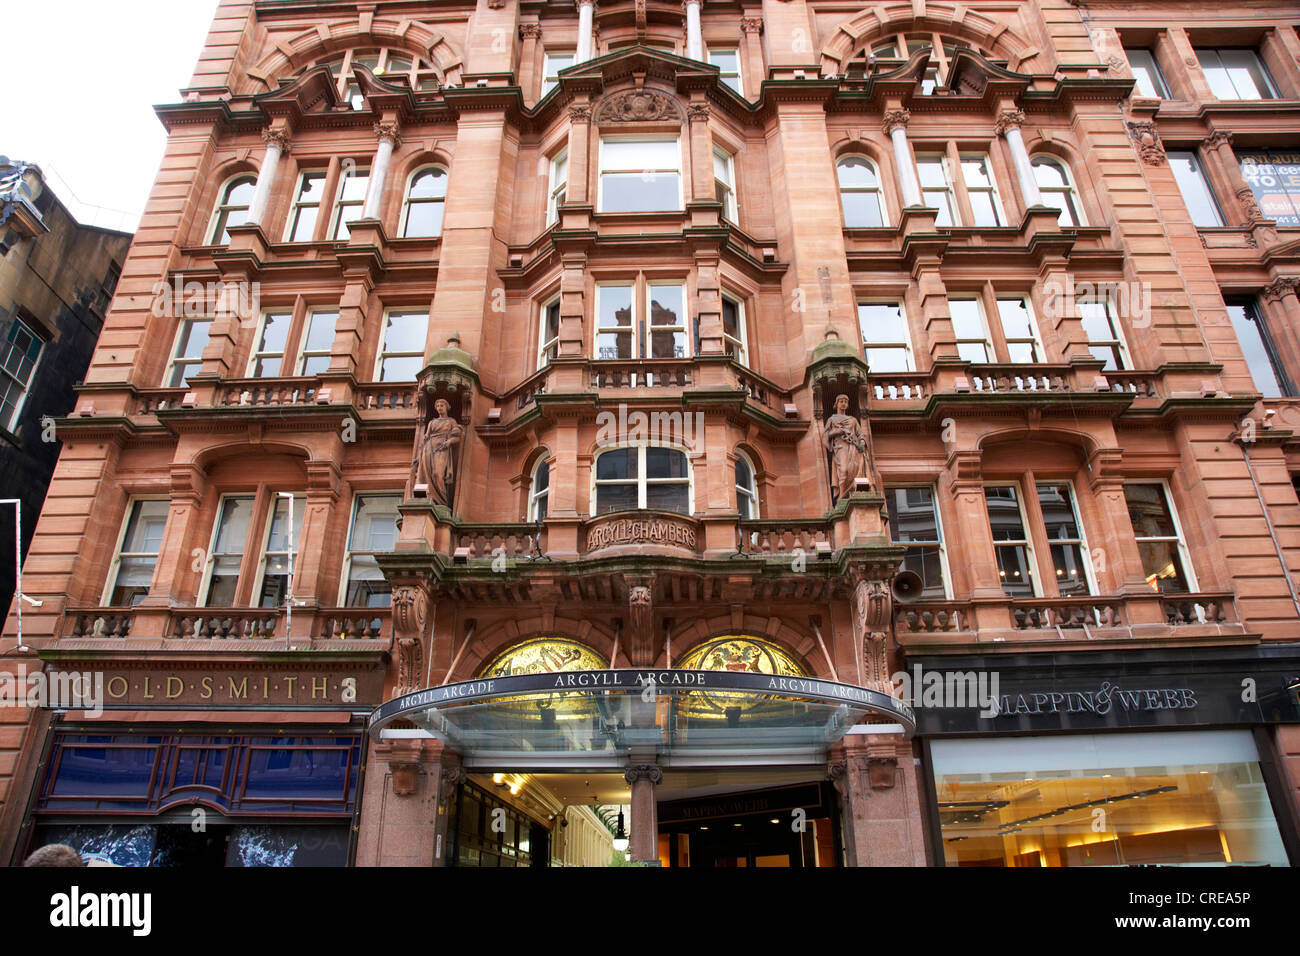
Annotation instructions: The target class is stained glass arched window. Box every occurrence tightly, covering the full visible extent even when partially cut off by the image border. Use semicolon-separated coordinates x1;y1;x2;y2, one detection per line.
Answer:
677;635;806;676
479;638;608;678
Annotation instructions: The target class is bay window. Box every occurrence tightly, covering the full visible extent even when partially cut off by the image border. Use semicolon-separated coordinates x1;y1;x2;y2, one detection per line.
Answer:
255;494;305;608
708;48;742;95
917;156;957;226
164;318;212;387
858;301;913;372
538;297;561;368
961;155;1004;226
248;312;291;377
598;137;682;212
735;453;759;519
285;172;327;242
714;147;737;222
295;310;338;376
1124;482;1195;593
1079;298;1130;371
341;494;400;606
948;298;992;363
376;310;427;381
103;499;169;606
885;486;948;598
721;294;749;366
1169;151;1224;227
985;484;1036;597
528;460;550;521
329;168;369;240
547;150;568;226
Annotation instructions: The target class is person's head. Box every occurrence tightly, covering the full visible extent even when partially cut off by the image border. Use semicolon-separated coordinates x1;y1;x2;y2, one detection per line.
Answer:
834;394;849;413
434;398;450;416
23;844;83;867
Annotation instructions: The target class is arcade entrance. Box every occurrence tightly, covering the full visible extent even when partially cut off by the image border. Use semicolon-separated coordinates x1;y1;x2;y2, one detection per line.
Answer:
446;769;839;867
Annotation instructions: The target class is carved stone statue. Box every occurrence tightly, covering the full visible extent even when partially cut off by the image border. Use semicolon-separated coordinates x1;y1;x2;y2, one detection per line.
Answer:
824;393;870;500
415;398;463;508
853;577;893;694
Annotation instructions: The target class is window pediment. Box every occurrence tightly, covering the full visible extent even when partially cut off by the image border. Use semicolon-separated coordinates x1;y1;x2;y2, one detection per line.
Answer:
595;88;684;125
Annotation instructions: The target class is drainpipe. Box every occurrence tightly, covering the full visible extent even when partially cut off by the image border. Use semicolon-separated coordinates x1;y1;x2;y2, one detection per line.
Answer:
1233;427;1300;619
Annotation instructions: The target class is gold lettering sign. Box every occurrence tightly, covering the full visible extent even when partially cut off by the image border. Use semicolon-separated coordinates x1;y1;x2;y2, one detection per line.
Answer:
49;666;385;708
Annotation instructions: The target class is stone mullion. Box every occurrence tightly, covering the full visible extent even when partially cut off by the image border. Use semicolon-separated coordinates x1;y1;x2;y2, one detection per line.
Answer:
293;461;342;621
740;17;763;93
558;253;587;359
915;261;955;364
1037;261;1091;364
565;100;592;206
519;23;542;104
328;278;374;377
687;99;714;204
1162;28;1215;101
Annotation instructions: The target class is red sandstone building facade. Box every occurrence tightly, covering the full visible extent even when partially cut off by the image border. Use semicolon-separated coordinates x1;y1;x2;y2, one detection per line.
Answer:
2;0;1299;867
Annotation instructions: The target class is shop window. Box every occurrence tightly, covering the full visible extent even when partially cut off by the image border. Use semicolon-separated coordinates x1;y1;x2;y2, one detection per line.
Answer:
598;137;682;212
708;47;742;94
207;175;256;245
858;301;913;372
1168;151;1224;227
1195;48;1278;100
401;167;448;238
1031;156;1085;227
103;499;169;606
837;156;886;228
1124;47;1170;98
735;452;759;519
538;296;561;368
721;294;749;367
284;172;327;242
1225;298;1288;398
542;51;575;97
1235;148;1300;227
885;486;948;598
295;309;337;376
593;446;691;515
163;317;212;387
930;730;1290;867
546;149;568;226
0;317;44;430
341;493;400;606
376;310;427;381
1123;482;1195;593
528;459;550;521
1080;298;1130;371
329;167;369;240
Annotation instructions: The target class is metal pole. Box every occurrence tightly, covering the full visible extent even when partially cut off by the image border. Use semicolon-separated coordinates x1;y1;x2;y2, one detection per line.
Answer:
0;499;24;651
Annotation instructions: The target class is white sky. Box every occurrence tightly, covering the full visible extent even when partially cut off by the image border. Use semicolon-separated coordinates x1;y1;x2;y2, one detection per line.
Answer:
2;0;219;233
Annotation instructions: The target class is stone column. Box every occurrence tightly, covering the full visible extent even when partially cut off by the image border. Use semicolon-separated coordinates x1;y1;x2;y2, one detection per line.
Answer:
1203;130;1267;227
687;99;714;203
248;127;290;226
884;108;922;208
355;737;463;866
576;0;595;63
519;23;542;103
740;16;763;91
996;108;1042;209
565;101;592;206
1262;277;1300;389
362;121;401;221
624;763;662;864
684;0;703;62
829;733;927;867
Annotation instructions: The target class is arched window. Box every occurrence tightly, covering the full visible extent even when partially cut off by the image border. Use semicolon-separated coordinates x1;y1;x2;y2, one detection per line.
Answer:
850;33;989;92
479;637;608;677
528;458;550;521
677;635;806;676
309;49;443;108
208;175;256;245
593;446;691;515
837;156;886;227
1031;156;1085;227
401;166;448;237
735;452;759;519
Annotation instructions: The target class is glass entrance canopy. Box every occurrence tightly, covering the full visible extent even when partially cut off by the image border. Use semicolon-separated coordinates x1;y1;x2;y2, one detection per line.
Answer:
369;669;915;769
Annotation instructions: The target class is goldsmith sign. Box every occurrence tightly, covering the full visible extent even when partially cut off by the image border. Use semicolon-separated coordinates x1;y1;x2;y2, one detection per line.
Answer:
48;665;385;709
585;515;697;552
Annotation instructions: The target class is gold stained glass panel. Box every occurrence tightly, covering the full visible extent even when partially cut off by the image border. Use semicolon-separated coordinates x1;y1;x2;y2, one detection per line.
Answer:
478;638;609;678
677;636;807;677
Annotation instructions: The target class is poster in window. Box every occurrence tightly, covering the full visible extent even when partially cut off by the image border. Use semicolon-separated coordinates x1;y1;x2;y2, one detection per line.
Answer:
1236;149;1300;227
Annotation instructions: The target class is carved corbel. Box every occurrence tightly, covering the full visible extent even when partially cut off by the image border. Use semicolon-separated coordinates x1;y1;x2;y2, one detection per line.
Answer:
1125;121;1165;166
391;581;432;695
625;577;655;666
377;738;425;797
851;569;894;694
867;740;898;790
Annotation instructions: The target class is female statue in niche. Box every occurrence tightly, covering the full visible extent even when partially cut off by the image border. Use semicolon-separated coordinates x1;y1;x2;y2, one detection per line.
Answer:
416;398;463;508
823;393;870;501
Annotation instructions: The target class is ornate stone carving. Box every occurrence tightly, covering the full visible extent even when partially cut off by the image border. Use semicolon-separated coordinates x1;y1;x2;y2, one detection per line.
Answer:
823;393;871;500
740;16;763;34
1263;277;1300;302
881;107;910;135
1205;129;1233;151
586;514;697;553
687;102;710;122
487;0;505;7
852;575;893;693
1235;185;1266;224
867;742;898;789
1126;121;1165;165
624;764;664;785
392;584;431;695
596;89;681;123
1106;54;1126;75
439;763;467;805
519;23;542;40
261;127;291;152
994;108;1025;135
373;120;401;147
415;398;463;508
568;104;591;122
